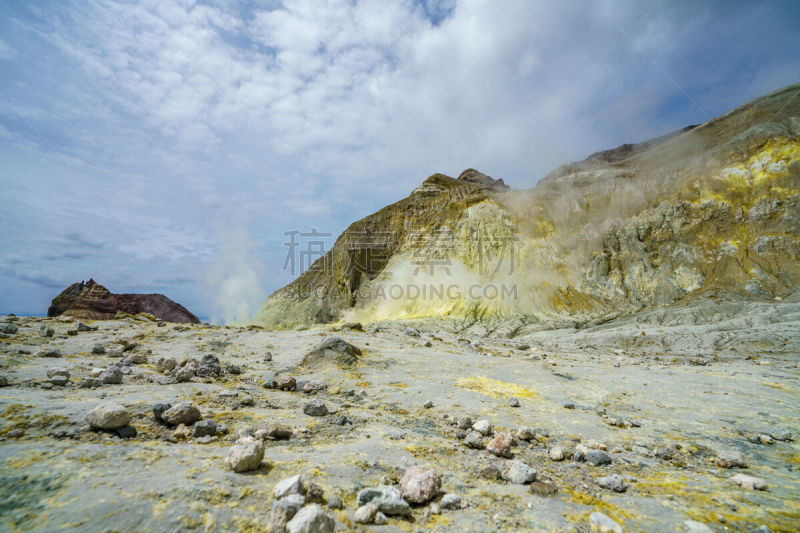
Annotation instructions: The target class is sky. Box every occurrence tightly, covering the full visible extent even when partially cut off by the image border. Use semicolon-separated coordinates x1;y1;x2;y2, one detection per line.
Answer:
1;0;798;323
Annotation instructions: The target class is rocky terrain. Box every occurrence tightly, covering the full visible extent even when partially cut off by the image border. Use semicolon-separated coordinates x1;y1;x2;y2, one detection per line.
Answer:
2;85;799;533
1;296;799;532
48;279;199;324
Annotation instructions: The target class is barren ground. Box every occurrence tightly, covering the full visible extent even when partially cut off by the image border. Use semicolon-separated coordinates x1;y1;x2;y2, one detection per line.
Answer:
1;294;799;532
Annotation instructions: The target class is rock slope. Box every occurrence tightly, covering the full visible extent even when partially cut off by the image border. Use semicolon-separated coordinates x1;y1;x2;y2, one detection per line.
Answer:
253;83;800;328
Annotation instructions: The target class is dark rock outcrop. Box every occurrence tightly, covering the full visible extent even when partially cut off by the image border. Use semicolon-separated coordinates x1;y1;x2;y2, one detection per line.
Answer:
47;279;199;323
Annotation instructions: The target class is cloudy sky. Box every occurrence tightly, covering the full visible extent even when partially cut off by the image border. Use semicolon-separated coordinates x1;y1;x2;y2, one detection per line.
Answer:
1;0;798;322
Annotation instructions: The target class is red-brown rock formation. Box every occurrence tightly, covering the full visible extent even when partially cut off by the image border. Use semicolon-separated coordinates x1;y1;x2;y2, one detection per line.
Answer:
47;279;199;323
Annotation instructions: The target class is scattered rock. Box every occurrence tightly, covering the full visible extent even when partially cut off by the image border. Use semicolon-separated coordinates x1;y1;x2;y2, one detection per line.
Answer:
303;336;362;367
299;380;327;394
99;367;123;384
423;400;434;409
77;322;96;332
464;431;484;449
354;503;378;524
684;520;715;533
440;493;462;510
716;450;747;468
276;375;297;391
373;512;387;525
597;474;627;492
457;417;473;430
357;486;412;516
106;347;124;358
405;327;420;337
584;449;612;466
472;419;492;436
49;375;69;386
196;354;222;378
116;425;137;439
226;436;265;472
517;426;536;441
79;377;101;388
306;482;325;504
47;367;70;379
173;424;192;440
171;360;197;383
549;446;565;461
286;503;336;533
326;497;343;510
303;399;329;417
589;511;622;533
731;473;767;490
86;402;130;430
155;357;177;373
123;353;148;365
529;480;558;496
756;434;775;445
487;433;513;458
161;402;201;426
39;348;62;358
265;425;293;440
508;396;520;408
274;475;306;500
269;493;306;533
153;403;171;423
400;466;441;504
39;325;55;337
480;464;501;481
192;419;217;437
503;460;537;484
769;428;792;441
92;344;106;355
0;323;18;334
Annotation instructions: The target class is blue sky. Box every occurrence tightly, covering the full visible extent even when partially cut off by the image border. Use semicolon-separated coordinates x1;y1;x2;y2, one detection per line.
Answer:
1;0;798;322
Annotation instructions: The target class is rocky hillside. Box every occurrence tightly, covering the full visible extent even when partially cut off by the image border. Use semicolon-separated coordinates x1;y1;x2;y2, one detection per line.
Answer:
48;279;199;323
253;83;800;329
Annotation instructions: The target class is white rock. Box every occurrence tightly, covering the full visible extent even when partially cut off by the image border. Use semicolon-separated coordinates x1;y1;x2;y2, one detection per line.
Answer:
472;419;492;436
731;473;767;490
225;437;264;473
274;475;305;500
286;503;335;533
86;402;130;430
503;460;537;484
684;520;714;533
590;511;623;533
549;446;565;461
716;450;747;468
354;503;377;524
400;466;441;504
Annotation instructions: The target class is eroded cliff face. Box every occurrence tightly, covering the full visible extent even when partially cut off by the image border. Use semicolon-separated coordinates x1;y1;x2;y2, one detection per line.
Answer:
252;83;800;329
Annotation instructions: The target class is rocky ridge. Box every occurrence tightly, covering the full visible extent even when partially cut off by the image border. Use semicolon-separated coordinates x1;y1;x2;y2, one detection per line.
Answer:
48;279;199;324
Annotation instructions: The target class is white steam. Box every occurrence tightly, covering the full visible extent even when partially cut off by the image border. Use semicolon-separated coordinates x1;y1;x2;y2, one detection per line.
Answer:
205;228;264;325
